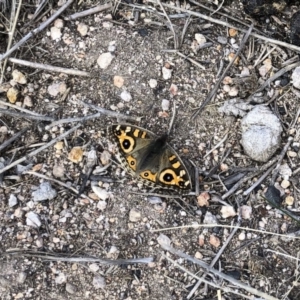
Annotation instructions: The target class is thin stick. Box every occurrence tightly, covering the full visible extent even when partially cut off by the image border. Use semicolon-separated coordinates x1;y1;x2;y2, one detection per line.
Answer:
149;1;300;53
0;99;44;116
0;108;55;121
221;156;278;200
0;0;74;61
270;137;294;184
191;23;254;119
176;51;205;70
46;113;102;128
4;249;153;265
8;58;91;77
0;0;22;83
157;0;178;49
187;220;240;299
0;124;81;175
0;126;29;152
158;235;278;300
77;100;142;122
252;61;300;95
67;3;112;20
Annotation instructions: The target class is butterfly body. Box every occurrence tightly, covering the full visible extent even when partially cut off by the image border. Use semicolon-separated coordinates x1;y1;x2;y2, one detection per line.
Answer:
107;124;192;193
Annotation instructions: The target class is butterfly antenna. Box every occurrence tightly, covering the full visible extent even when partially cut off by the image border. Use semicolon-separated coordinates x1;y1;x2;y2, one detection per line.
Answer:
168;101;176;135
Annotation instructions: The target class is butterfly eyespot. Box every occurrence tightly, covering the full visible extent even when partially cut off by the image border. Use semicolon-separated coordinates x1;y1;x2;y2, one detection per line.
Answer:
163;173;174;182
122;140;131;149
144;172;149;177
130;161;135;166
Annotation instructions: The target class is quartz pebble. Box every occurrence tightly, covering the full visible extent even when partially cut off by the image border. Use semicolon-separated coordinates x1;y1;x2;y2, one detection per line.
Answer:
55;273;67;284
120;90;132;102
292;66;300;89
162;66;172;80
8;194;18;207
149;79;157;88
32;182;57;201
77;23;88;36
97;52;114;69
26;212;41;228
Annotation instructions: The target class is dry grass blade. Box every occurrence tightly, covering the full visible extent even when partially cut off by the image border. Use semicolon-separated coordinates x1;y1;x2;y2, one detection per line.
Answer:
67;2;112;20
0;0;74;62
0;124;81;175
3;249;153;265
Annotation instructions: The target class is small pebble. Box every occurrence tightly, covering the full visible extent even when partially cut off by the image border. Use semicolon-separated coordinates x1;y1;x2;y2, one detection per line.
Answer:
66;283;77;294
50;27;62;40
55;273;67;284
17;272;27;284
23;96;33;107
48;82;67;97
129;208;142;222
54;19;64;29
26;212;41;228
68;147;83;163
89;263;99;272
217;36;227;44
287;150;297;158
238;231;246;240
229;28;238;37
285;195;294;206
93;275;106;289
162;66;172;80
77;23;88;36
292;66;300;89
149;79;157;88
32;182;57;201
113;76;124;88
97;52;114;69
7;87;19;103
197;192;210;207
8;194;18;207
120;90;132;102
161;99;170;111
92;186;109;201
281;179;290;189
203;211;218;224
12;70;27;84
209;234;221;248
100;150;111;165
220;206;236;218
239;205;252;219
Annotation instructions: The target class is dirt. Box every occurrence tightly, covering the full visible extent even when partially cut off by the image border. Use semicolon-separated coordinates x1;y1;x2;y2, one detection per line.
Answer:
0;0;300;299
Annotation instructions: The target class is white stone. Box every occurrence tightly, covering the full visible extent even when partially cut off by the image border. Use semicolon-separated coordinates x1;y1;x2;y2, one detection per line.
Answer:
161;99;170;111
241;105;282;162
92;186;109;200
97;52;114;69
292;66;300;89
8;194;18;207
162;66;172;80
26;212;41;228
77;23;88;36
55;273;67;284
149;79;158;88
50;27;62;40
32;182;57;201
120;90;132;102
